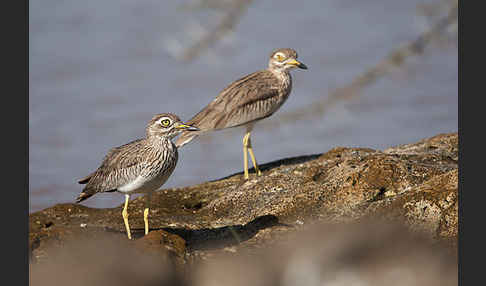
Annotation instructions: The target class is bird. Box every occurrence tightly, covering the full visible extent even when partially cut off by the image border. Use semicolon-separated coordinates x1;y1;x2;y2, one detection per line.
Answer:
76;113;199;239
175;48;307;180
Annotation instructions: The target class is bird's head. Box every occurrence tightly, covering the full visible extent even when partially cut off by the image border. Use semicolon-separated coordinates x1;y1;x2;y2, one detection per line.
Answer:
146;113;199;139
268;48;307;73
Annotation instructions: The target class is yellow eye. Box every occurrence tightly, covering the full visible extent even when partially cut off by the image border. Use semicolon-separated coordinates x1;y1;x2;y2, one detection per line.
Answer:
274;53;285;62
161;119;171;127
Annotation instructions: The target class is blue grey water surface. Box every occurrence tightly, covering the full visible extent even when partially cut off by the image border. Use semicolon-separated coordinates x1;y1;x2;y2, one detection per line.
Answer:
29;0;457;212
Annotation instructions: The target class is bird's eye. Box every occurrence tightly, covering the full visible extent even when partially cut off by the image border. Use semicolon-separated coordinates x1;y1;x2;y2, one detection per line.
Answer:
274;53;285;62
160;119;171;127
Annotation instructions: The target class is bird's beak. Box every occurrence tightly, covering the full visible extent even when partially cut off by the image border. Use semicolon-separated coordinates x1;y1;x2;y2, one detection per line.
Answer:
176;122;200;131
286;59;307;69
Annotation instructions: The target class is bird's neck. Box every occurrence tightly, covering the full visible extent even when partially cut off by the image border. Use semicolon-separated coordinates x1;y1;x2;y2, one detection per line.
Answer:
147;135;175;151
268;68;292;90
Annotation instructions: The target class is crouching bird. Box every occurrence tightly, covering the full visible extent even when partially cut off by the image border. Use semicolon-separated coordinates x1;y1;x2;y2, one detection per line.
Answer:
76;113;199;239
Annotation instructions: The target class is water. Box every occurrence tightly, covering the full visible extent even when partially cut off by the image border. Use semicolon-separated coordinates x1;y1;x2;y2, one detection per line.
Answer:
29;0;458;212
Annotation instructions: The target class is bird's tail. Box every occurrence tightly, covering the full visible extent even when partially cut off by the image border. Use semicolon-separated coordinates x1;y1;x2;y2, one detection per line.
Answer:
75;191;93;203
175;131;200;148
75;174;95;203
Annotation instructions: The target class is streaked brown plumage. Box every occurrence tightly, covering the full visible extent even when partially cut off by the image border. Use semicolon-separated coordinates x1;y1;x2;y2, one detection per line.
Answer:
76;113;199;239
176;48;307;179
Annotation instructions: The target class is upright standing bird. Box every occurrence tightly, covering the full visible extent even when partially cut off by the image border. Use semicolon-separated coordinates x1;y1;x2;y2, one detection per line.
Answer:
76;113;199;239
175;48;307;179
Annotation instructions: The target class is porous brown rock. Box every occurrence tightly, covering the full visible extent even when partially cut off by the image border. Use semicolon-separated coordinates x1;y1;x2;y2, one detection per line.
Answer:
29;133;458;273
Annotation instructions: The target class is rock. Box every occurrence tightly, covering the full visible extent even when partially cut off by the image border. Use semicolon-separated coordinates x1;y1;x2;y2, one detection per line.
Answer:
133;230;187;267
29;132;458;268
29;224;128;264
192;221;457;286
29;232;182;286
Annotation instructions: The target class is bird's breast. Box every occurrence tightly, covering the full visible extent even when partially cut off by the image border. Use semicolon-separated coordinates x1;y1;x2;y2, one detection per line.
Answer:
280;72;292;96
119;141;178;194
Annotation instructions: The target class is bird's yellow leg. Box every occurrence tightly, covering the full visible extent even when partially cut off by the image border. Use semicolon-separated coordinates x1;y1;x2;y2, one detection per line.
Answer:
144;194;151;235
246;134;262;176
122;194;132;240
243;132;250;179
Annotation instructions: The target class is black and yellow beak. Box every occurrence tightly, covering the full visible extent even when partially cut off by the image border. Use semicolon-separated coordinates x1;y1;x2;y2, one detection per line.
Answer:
286;59;308;70
175;122;200;131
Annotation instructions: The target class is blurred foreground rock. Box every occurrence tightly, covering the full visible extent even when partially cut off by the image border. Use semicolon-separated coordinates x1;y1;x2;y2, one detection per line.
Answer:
29;133;458;285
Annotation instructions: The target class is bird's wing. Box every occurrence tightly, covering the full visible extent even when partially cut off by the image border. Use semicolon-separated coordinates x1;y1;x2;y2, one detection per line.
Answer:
77;173;93;184
188;70;281;130
76;139;146;202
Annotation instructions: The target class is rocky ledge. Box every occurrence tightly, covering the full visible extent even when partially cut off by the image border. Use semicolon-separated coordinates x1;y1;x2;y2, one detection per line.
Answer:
29;133;458;285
